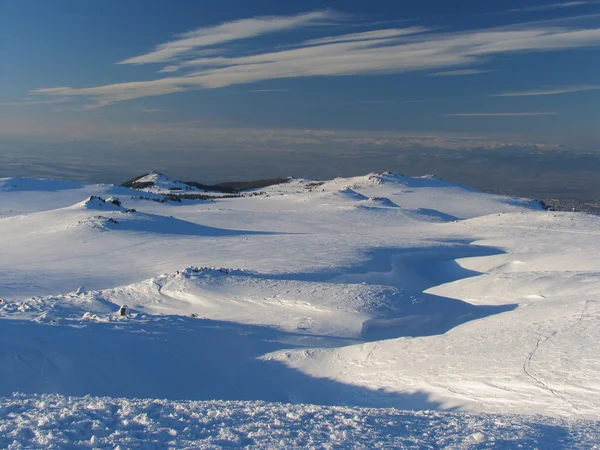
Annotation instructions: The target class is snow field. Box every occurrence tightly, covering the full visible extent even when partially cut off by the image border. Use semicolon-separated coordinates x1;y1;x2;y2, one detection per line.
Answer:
1;171;599;446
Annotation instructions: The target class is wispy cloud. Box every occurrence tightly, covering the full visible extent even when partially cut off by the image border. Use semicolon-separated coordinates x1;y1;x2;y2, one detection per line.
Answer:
492;85;600;96
0;97;71;107
31;10;600;108
119;10;339;65
303;27;428;45
508;1;596;13
246;88;291;93
427;69;492;76
227;88;291;95
445;112;558;117
349;100;397;104
136;107;167;113
157;65;180;73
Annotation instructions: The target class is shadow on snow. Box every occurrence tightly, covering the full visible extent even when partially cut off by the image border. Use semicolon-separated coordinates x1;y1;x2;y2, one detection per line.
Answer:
0;239;518;408
105;211;281;237
0;316;444;411
226;239;517;341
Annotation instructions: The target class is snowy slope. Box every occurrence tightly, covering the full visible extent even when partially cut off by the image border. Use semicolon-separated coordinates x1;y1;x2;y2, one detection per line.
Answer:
0;176;160;217
125;171;203;194
1;171;599;446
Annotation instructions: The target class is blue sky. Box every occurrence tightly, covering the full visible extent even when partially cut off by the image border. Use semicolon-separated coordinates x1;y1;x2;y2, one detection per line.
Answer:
1;0;600;150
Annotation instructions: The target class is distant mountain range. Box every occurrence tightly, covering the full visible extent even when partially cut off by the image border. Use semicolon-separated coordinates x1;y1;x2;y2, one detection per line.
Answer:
119;171;599;214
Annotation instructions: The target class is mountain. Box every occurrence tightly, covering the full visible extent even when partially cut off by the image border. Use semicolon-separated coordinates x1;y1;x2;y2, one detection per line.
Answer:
122;171;290;194
1;172;598;447
121;171;208;193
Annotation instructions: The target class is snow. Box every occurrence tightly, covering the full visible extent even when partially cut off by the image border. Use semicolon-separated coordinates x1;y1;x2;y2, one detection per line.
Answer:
1;394;598;449
130;171;203;194
1;171;599;446
0;177;155;217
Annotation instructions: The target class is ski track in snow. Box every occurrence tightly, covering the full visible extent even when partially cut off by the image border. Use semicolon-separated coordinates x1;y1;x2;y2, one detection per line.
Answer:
1;172;600;446
522;331;569;410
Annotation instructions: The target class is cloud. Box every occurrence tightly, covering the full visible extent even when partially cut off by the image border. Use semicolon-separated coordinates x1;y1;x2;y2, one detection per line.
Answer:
31;11;600;107
0;109;574;154
445;112;558;117
350;100;397;104
157;65;180;73
302;27;428;45
427;69;492;76
136;107;167;113
0;97;71;107
492;85;600;96
33;79;187;109
226;88;291;94
119;10;339;65
508;1;596;13
246;89;291;93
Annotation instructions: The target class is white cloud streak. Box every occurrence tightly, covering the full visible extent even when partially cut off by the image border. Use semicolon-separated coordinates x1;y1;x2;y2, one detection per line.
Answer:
31;11;600;108
492;85;600;96
508;1;596;13
302;27;428;45
136;107;167;113
246;89;291;93
119;10;339;65
427;69;492;76
445;112;558;117
157;65;180;73
0;98;71;107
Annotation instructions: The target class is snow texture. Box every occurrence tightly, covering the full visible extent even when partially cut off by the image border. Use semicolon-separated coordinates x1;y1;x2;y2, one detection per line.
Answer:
1;394;598;449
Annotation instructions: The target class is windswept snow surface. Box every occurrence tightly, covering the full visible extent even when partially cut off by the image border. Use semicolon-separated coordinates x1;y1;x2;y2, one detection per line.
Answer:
1;171;600;446
2;394;598;449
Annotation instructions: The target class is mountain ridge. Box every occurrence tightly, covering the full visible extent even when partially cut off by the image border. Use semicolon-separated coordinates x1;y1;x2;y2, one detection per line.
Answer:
121;171;291;193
